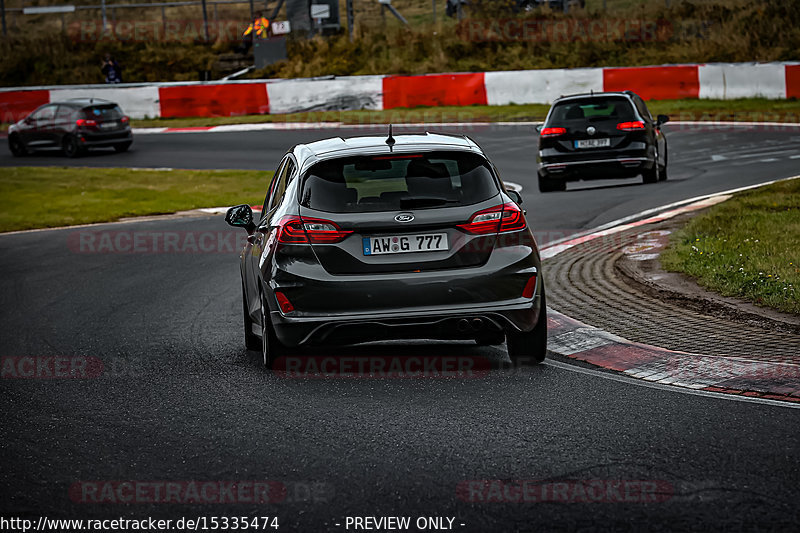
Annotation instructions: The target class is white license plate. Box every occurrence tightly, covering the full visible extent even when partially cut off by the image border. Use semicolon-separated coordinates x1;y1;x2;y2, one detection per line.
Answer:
100;122;117;129
363;233;448;256
575;138;610;149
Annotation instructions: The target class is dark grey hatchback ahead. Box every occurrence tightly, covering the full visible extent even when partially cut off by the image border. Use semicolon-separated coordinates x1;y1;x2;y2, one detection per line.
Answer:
226;132;546;368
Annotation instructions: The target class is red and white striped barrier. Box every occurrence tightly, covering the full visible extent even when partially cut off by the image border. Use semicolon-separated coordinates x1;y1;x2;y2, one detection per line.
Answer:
2;62;798;122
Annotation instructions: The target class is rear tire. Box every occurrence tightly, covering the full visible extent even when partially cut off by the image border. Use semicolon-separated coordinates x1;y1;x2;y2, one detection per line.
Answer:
658;145;668;181
114;142;132;153
8;134;27;157
506;286;547;365
642;160;659;184
538;173;566;193
62;135;84;158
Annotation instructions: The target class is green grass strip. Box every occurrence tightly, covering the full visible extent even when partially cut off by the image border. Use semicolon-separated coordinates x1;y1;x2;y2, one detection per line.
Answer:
661;178;800;315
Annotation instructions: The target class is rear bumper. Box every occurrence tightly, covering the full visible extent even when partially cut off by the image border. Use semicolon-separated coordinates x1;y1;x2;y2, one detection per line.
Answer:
264;239;543;346
539;156;654;181
270;297;542;347
538;143;655;181
79;131;133;147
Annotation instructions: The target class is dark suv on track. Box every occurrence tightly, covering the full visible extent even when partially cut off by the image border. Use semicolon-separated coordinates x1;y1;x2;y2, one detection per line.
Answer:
537;91;669;192
8;98;133;158
225;132;547;368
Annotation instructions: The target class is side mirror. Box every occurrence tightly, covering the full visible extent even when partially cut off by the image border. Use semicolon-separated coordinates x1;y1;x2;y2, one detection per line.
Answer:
656;114;669;126
535;124;543;133
507;189;523;205
225;204;255;234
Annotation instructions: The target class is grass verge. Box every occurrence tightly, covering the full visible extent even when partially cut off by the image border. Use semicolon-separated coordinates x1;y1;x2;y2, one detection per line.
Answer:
0;167;270;233
660;179;800;315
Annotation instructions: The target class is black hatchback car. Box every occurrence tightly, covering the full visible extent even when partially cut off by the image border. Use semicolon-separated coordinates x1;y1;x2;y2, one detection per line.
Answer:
537;91;669;192
8;98;133;158
225;131;547;368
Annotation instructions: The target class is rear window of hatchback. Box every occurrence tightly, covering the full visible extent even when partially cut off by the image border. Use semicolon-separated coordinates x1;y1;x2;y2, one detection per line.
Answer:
82;105;124;120
301;151;499;213
548;97;637;123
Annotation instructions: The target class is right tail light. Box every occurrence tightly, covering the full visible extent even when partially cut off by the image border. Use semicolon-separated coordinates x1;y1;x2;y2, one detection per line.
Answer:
457;203;527;235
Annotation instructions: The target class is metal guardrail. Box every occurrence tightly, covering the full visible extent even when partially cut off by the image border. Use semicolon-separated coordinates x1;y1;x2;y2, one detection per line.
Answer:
1;0;260;37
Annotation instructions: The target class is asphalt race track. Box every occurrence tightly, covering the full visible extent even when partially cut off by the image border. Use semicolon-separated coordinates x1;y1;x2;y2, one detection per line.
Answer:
1;124;799;530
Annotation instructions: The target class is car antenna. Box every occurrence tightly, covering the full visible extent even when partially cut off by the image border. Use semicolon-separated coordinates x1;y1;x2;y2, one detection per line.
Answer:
386;124;395;152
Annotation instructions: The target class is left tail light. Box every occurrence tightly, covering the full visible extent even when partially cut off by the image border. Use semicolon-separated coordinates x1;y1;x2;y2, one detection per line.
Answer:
540;127;567;137
76;119;97;128
275;215;352;244
457;202;527;235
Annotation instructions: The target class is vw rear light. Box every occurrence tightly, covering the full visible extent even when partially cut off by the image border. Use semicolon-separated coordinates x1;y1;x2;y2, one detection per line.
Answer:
540;127;566;137
457;203;527;235
276;216;352;244
120;116;129;124
274;291;295;313
616;121;645;131
76;119;97;128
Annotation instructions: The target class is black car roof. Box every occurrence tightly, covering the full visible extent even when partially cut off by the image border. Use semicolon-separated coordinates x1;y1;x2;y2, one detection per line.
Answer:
55;98;117;108
553;91;637;103
291;132;485;174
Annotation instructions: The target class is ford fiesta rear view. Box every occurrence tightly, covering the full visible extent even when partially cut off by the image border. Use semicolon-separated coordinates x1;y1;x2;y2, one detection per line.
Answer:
225;131;547;368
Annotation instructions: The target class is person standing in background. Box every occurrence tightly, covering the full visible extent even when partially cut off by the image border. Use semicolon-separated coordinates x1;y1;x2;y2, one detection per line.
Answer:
240;11;271;53
101;53;122;84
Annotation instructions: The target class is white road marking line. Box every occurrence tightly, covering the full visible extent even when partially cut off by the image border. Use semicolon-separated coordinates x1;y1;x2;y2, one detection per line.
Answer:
544;360;800;409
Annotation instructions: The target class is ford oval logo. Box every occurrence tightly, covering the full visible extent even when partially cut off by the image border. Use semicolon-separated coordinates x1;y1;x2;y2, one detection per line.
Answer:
394;213;414;223
586;126;596;135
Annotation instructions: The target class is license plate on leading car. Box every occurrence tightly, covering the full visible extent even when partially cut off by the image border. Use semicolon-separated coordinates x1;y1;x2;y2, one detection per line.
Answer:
575;138;611;148
363;233;448;256
100;122;117;129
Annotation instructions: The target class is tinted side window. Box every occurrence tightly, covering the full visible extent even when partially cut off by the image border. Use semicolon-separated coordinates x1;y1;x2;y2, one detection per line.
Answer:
633;96;652;122
55;105;77;122
262;159;287;215
270;158;296;211
31;105;56;122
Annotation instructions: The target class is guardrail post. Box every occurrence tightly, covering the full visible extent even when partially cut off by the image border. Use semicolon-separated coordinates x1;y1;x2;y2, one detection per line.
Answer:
346;0;354;41
201;0;210;41
1;0;7;36
161;5;166;34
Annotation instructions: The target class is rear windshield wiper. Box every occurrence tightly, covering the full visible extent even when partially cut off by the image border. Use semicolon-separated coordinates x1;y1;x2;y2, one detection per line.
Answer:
400;196;459;208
